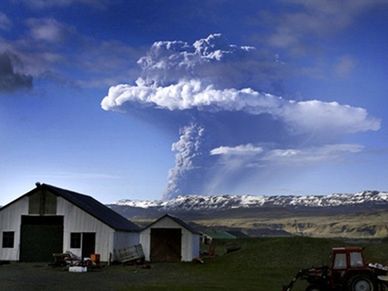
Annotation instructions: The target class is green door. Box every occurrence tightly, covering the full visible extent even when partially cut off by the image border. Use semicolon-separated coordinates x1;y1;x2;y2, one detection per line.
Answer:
20;216;63;262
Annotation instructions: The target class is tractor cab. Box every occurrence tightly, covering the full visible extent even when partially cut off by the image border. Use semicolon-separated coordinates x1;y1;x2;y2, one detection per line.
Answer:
331;247;366;270
330;247;370;289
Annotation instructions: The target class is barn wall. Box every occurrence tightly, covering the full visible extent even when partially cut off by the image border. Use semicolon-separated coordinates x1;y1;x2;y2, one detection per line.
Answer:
139;228;150;261
0;196;29;261
140;217;197;262
181;227;192;261
192;234;200;259
57;197;114;262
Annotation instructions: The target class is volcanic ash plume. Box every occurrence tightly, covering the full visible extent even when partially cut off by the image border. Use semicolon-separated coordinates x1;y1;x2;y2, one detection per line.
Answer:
101;33;381;199
164;123;204;200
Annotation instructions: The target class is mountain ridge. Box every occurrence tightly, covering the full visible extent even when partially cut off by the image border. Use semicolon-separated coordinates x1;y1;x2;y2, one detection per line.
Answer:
112;190;388;210
108;190;388;238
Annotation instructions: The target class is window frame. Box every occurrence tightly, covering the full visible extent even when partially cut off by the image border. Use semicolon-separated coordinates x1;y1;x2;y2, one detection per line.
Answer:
70;232;81;249
2;231;15;248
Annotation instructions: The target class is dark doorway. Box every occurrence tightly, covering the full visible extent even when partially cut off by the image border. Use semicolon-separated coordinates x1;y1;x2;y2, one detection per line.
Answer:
20;216;63;262
81;233;96;258
150;228;181;262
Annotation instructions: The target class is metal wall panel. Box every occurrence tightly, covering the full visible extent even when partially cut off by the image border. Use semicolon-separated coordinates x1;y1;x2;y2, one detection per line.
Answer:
0;196;29;261
57;197;115;262
114;231;139;250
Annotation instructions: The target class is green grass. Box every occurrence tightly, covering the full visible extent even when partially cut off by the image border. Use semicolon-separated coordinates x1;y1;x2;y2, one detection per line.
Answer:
119;237;388;291
1;237;388;291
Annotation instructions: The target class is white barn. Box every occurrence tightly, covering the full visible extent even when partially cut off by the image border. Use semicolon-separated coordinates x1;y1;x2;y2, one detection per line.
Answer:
140;214;200;262
0;183;139;262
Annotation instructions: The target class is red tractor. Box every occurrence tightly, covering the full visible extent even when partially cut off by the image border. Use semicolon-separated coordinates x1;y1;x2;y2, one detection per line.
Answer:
283;247;388;291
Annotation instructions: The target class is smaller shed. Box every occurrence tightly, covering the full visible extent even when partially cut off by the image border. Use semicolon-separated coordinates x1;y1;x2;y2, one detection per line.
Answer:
140;214;200;262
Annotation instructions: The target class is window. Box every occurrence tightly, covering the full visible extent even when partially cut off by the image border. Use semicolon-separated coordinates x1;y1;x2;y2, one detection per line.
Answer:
350;252;364;267
333;253;347;269
2;232;14;248
70;233;81;248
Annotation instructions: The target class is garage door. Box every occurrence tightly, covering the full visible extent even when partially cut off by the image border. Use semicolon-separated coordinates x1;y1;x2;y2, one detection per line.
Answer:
150;228;181;262
20;216;63;262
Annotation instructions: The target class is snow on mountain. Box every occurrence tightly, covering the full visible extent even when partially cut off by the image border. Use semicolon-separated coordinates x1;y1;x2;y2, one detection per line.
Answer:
113;190;388;211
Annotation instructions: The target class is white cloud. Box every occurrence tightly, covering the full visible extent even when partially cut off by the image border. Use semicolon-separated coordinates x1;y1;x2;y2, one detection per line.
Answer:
210;143;363;166
280;100;379;134
101;78;280;112
206;143;364;193
0;12;11;30
335;55;356;77
263;144;364;164
16;0;108;9
26;18;73;43
101;78;380;135
210;144;263;156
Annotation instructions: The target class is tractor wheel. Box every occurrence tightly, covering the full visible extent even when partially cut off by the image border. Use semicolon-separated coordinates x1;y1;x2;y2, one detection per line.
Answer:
347;274;376;291
305;285;322;291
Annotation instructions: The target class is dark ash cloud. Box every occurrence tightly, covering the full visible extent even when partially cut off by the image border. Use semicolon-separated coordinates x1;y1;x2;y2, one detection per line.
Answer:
0;52;32;92
263;0;388;53
164;123;205;199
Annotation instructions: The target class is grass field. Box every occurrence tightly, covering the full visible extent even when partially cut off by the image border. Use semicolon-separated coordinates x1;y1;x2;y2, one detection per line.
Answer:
1;237;388;291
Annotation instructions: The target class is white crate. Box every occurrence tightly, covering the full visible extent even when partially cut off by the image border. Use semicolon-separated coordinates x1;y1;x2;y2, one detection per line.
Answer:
69;266;87;272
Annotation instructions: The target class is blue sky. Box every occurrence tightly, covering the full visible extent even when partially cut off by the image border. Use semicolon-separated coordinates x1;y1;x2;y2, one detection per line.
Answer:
1;0;388;204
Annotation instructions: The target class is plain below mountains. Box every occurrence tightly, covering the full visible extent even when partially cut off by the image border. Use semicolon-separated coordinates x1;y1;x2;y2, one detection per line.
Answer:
108;190;388;239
